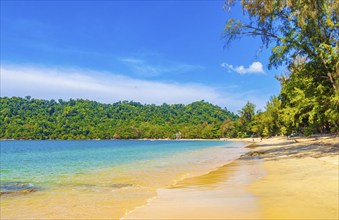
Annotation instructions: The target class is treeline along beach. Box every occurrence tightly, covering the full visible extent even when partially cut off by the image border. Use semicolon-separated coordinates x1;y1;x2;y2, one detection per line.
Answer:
1;93;338;140
0;97;237;140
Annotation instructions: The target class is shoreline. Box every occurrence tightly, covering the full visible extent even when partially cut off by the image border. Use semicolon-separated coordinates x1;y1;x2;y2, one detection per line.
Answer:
1;140;248;219
119;141;253;219
2;137;337;219
122;142;259;220
123;136;339;219
1;134;336;142
122;159;264;220
0;138;226;141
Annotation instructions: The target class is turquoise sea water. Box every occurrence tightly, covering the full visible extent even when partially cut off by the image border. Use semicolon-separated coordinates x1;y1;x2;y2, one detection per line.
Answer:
0;140;244;193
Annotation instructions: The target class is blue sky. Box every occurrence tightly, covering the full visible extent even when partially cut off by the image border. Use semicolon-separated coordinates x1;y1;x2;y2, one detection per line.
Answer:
1;1;281;112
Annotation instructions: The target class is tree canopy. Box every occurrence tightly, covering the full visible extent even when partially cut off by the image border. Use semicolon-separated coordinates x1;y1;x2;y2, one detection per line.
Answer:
224;0;338;91
223;0;339;135
0;97;237;140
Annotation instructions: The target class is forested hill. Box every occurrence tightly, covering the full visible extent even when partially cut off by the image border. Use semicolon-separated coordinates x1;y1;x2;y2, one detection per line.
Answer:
0;97;237;140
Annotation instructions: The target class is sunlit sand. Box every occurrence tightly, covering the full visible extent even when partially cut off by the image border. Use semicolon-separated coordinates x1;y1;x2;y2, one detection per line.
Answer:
1;143;247;219
1;137;337;219
123;160;265;219
124;136;339;220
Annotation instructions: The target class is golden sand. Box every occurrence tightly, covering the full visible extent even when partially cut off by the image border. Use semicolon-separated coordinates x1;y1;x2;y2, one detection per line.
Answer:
123;160;265;219
250;156;338;219
124;136;339;219
242;136;338;219
0;144;246;219
1;137;337;219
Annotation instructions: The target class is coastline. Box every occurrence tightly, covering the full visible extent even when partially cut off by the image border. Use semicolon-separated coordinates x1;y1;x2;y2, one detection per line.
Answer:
0;140;248;219
122;157;264;219
122;141;260;220
123;136;339;219
0;138;226;141
2;137;337;219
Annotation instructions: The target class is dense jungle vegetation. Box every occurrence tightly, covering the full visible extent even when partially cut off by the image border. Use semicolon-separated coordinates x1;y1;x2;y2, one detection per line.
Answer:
222;0;339;136
0;97;237;139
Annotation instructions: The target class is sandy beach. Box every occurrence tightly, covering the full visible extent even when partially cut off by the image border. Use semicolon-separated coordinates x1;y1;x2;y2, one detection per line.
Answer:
247;136;339;219
1;137;337;219
0;141;247;219
123;136;339;219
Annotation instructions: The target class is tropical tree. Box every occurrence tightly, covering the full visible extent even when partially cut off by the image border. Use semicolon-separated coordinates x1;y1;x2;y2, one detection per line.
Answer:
237;101;256;136
224;0;339;134
0;97;237;139
224;0;338;89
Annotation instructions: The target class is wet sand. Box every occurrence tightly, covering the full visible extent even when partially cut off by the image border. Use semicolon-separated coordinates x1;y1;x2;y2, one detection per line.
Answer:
123;160;265;219
1;143;247;219
1;137;337;219
124;136;339;219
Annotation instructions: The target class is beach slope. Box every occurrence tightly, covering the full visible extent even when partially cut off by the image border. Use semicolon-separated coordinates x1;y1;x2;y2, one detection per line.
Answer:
123;136;338;219
247;136;338;219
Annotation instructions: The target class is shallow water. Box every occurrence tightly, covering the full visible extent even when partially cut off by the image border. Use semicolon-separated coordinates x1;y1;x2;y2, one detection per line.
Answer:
123;160;265;220
0;140;247;219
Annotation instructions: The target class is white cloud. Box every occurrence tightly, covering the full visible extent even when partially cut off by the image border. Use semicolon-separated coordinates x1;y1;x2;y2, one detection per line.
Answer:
0;64;253;111
221;61;264;74
120;57;203;77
